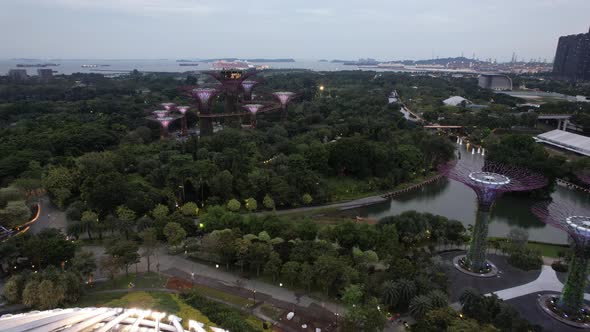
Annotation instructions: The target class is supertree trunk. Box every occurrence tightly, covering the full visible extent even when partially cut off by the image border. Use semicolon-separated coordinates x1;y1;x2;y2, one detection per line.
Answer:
465;206;491;272
559;248;589;314
181;117;188;136
224;94;241;128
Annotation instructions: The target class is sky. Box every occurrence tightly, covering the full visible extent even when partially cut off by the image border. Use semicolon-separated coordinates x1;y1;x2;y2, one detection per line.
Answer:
1;0;589;61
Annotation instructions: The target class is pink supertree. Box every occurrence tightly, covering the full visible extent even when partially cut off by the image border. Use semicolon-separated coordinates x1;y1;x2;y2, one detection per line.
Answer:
205;70;258;127
176;105;191;136
147;115;182;139
439;158;548;273
241;102;274;128
241;80;259;101
161;102;176;112
532;199;590;315
272;92;297;119
189;88;220;136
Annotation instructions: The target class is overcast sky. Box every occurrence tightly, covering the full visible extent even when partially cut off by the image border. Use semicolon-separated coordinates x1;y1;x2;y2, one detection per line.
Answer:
1;0;589;61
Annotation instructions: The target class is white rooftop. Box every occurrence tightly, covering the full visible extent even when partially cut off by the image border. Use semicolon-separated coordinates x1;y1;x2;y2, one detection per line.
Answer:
0;307;227;332
535;129;590;156
443;96;470;106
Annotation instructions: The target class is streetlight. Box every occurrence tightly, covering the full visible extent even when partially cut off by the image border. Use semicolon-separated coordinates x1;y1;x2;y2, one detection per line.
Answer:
252;289;257;305
279;283;283;287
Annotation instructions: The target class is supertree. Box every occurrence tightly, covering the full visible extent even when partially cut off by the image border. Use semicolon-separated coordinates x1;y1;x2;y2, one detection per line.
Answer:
439;158;548;274
241;102;275;128
176;105;191;136
205;70;257;116
146;111;182;139
189;88;220;136
532;199;590;317
272;92;297;119
161;102;176;112
241;80;259;101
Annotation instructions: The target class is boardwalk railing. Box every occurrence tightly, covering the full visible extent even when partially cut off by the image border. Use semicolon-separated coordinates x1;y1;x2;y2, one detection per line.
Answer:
382;174;445;199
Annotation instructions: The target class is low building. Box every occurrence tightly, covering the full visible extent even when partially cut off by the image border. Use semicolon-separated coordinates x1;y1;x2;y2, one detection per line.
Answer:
443;96;471;107
0;307;228;332
535;129;590;157
478;74;512;90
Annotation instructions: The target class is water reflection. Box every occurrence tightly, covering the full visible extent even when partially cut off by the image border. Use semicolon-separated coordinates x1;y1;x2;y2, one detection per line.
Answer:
356;145;589;244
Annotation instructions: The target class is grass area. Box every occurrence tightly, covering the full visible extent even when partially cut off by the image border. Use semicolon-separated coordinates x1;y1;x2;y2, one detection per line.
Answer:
90;272;167;291
191;284;252;308
527;242;570;258
325;177;381;202
245;315;267;331
259;304;284;321
74;291;216;330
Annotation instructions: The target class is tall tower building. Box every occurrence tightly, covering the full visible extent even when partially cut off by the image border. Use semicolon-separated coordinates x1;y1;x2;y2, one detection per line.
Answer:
553;27;590;81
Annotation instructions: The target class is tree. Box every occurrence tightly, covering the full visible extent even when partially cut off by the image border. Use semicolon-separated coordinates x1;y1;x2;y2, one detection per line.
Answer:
80;210;98;240
410;295;433;320
140;227;159;273
80;171;128;215
227;199;241;212
0;200;31;229
116;205;136;239
248;242;272;276
180;202;199;217
22;279;40;308
163;222;186;247
99;255;119;280
281;261;301;286
394;278;417;307
263;252;282;282
302;193;313;205
428;289;448;309
299;262;313;291
71;250;96;282
37;279;65;309
245;197;257;212
105;239;140;276
262;194;275;210
3;274;25;303
342;284;364;305
382;280;398;307
43;166;79;208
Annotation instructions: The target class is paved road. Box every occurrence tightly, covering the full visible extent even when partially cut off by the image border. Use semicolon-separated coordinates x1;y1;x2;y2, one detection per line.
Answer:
261;194;387;216
84;245;346;316
28;196;66;234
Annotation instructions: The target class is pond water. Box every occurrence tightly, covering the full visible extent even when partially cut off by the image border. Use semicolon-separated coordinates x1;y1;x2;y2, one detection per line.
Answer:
356;146;590;245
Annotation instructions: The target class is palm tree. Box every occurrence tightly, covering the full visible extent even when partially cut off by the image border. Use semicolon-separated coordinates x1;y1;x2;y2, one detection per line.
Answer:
427;289;448;308
381;280;399;307
409;295;433;319
459;287;480;309
395;278;417;305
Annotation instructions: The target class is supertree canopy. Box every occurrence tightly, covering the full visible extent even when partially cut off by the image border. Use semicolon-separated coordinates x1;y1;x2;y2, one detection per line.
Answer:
241;80;259;101
161;102;176;111
146;113;182;139
532;199;590;315
241;102;274;128
272;91;297;119
439;158;548;273
189;87;220;136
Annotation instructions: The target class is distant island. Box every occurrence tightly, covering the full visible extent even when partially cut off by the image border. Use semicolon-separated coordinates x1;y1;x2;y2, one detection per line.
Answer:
199;58;295;63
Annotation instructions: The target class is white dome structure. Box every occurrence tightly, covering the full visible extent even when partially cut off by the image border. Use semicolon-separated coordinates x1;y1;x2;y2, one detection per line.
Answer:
0;307;228;332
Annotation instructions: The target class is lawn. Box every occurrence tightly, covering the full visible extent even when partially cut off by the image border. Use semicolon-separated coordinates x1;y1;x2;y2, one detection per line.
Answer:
191;284;252;308
527;242;570;258
90;272;167;291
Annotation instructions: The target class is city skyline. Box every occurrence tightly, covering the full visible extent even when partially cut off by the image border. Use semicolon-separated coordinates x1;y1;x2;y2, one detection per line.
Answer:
1;0;589;61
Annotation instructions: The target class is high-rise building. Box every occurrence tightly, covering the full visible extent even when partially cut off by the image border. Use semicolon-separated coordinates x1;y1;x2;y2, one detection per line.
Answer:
553;27;590;81
8;69;27;81
37;68;53;80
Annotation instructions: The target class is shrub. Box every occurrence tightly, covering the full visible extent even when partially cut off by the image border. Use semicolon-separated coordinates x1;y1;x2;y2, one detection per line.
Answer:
227;199;241;212
551;260;568;272
181;291;258;332
507;248;542;271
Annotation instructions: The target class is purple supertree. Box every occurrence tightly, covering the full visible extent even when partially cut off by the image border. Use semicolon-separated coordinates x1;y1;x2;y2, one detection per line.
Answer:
147;114;182;139
205;70;258;121
153;110;169;119
176;105;191;136
272;91;297;119
439;158;548;273
189;88;220;136
241;80;259;101
532;199;590;315
241;102;274;128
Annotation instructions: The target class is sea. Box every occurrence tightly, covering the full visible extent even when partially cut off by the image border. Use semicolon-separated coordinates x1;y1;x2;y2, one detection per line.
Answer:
0;59;352;76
